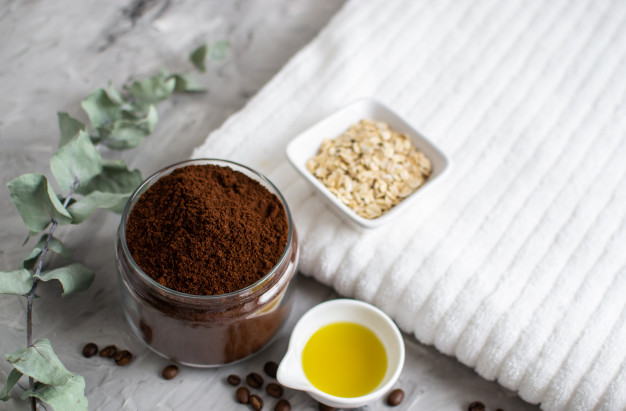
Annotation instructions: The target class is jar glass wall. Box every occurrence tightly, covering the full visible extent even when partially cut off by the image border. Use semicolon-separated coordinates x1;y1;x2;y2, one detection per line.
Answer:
116;159;299;367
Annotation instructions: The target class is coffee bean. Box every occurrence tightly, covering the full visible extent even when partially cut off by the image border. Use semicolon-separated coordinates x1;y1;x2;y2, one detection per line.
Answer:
266;382;284;398
387;388;405;406
99;345;117;358
82;343;98;358
468;401;486;411
274;399;291;411
162;365;178;380
249;394;263;410
318;403;336;411
114;350;133;366
236;387;250;404
246;372;264;388
227;374;241;386
264;361;278;378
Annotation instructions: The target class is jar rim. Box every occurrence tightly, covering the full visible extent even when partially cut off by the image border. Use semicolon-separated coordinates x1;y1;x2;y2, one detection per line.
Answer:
116;158;295;301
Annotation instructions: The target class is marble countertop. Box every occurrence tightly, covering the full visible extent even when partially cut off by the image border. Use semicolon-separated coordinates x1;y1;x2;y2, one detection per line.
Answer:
0;1;538;410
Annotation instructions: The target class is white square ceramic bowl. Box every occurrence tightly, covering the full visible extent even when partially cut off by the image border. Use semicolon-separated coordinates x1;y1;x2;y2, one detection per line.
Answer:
286;99;451;229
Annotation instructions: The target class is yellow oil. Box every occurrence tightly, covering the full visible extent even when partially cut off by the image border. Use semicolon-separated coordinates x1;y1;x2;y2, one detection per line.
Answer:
302;322;387;398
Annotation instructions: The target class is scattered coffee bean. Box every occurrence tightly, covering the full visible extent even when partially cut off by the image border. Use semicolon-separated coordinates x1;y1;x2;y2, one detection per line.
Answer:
82;343;98;358
468;401;486;411
99;345;117;358
162;365;179;380
249;394;263;410
246;372;264;388
274;399;291;411
236;387;250;404
318;403;336;411
114;350;133;366
227;374;242;386
387;388;404;406
265;382;284;398
264;361;278;379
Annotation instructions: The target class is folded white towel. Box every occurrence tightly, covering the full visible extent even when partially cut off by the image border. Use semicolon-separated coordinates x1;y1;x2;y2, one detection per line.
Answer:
193;0;626;409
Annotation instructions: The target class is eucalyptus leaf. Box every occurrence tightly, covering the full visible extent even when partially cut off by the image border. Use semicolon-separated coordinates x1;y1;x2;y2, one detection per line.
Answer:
67;191;130;223
101;120;149;150
81;88;122;129
143;104;158;133
0;368;22;401
7;174;73;232
57;113;86;148
94;122;113;139
21;374;87;411
189;44;208;72
106;82;125;106
172;74;205;92
76;160;142;195
21;235;71;270
128;74;175;104
119;106;146;122
210;41;230;62
0;269;33;295
36;263;94;296
50;130;103;191
118;104;158;133
5;339;73;386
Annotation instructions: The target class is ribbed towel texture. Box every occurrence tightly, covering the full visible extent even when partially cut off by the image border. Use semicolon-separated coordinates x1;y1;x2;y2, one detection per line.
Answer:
192;0;626;409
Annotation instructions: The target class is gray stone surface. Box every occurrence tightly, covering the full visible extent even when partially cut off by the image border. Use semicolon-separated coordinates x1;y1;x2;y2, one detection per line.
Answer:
0;1;538;409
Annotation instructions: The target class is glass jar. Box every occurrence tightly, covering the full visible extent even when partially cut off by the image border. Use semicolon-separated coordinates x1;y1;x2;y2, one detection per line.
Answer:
116;159;299;367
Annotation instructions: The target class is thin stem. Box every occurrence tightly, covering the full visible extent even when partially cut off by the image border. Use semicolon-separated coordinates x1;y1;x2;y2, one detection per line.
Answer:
26;293;33;346
29;381;36;411
28;290;35;411
25;177;79;411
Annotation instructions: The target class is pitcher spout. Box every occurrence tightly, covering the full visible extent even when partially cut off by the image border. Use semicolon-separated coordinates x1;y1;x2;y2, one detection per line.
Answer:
276;348;312;392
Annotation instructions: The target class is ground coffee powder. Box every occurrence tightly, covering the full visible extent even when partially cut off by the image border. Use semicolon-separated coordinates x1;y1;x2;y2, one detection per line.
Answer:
126;164;288;295
117;161;298;365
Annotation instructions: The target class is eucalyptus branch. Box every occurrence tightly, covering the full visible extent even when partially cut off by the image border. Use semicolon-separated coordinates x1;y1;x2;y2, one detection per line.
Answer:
0;42;224;410
27;178;80;296
25;177;79;411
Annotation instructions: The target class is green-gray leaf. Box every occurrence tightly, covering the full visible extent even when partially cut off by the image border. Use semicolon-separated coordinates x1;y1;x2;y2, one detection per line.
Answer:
210;40;230;62
36;263;94;296
107;82;125;106
7;174;73;232
76;160;142;195
5;339;72;386
189;44;208;72
81;88;122;129
21;235;71;270
143;104;158;133
0;269;32;295
128;74;176;104
118;104;158;133
172;74;205;92
101;120;149;150
0;368;23;401
50;130;103;191
67;191;130;223
57;113;86;148
22;374;87;411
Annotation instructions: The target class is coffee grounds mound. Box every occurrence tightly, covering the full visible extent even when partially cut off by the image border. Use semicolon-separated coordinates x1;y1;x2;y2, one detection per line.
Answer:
126;164;288;295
